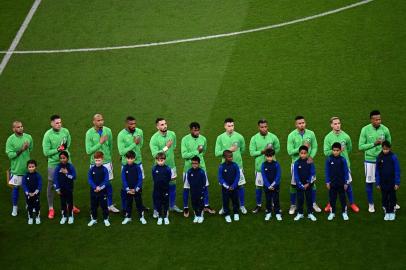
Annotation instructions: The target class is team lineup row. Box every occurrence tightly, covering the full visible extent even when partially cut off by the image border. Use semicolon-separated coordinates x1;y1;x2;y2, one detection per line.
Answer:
5;110;400;225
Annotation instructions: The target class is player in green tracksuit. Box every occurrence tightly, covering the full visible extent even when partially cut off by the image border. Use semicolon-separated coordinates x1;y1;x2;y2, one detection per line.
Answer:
215;118;247;214
181;122;216;217
6;121;33;216
42;115;79;219
287;116;320;215
249;119;280;214
85;114;119;212
149;118;182;215
323;117;359;213
358;110;393;213
117;116;145;213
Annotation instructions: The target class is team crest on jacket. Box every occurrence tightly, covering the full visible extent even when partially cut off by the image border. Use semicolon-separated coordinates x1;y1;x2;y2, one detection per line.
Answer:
191;174;194;177
156;170;159;173
331;162;334;165
298;166;301;169
265;168;268;171
224;169;227;173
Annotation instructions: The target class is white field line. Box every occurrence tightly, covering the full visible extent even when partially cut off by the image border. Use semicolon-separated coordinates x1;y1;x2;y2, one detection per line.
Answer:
0;0;373;56
0;0;42;75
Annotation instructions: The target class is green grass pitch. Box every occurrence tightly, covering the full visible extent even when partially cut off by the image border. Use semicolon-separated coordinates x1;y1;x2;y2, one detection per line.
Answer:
0;1;405;269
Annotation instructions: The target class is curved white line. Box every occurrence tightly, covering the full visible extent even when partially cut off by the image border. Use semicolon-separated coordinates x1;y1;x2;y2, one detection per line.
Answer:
0;0;374;55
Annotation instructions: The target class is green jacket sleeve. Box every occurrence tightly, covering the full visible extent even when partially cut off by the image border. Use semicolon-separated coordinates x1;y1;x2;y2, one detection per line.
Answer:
309;132;317;158
117;133;136;156
108;129;113;154
42;132;58;157
287;133;299;156
323;135;332;156
273;135;281;154
346;135;352;153
85;132;101;155
358;127;374;151
215;136;223;157
181;137;199;159
385;128;392;144
240;135;246;154
5;137;17;159
149;135;162;158
249;136;261;157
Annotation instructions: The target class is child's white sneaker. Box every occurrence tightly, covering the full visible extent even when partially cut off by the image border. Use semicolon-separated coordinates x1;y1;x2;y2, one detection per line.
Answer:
218;208;224;215
307;213;317;221
153;210;159;218
328;213;335;221
225;215;232;223
294;213;303;221
384;213;390;221
60;217;67;225
197;216;204;224
368;204;375;213
240;206;247;214
289;205;296;215
140;217;147;224
28;218;33;225
389;213;396;221
234;214;240;221
193;216;199;223
88;219;97;227
122;217;132;225
11;206;18;217
395;204;400;210
276;214;282;221
164;217;170;225
157;217;163;225
108;205;120;213
342;212;349;221
68;217;74;224
35;216;41;224
265;213;272;221
313;203;322;213
104;219;111;227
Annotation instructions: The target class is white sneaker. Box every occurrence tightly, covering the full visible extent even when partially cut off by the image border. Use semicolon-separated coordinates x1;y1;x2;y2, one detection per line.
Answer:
395;204;400;210
265;213;272;221
197;216;204;224
104;219;111;227
60;217;67;225
328;213;335;221
225;215;232;223
294;213;303;221
276;214;282;221
35;216;41;224
164;217;170;225
108;205;120;213
219;208;224;215
342;212;349;221
28;218;33;225
157;218;163;225
234;214;240;221
88;219;97;227
140;217;147;224
11;206;18;217
240;206;247;215
170;205;183;213
289;205;296;215
308;213;317;221
68;217;74;224
122;217;132;225
153;210;159;218
193;216;199;223
384;213;390;221
313;203;322;213
368;204;375;213
390;213;396;221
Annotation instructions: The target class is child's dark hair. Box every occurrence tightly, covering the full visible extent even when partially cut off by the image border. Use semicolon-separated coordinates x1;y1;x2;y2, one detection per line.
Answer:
126;150;136;159
223;150;233;158
264;148;275;157
59;151;69;159
94;151;104;159
27;159;37;167
156;152;166;159
191;156;200;163
382;141;391;148
299;145;308;153
332;142;342;150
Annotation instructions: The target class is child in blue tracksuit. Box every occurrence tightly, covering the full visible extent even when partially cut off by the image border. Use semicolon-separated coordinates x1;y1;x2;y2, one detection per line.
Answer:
186;156;207;224
325;142;350;221
376;141;401;221
22;160;42;225
294;146;317;221
53;151;76;225
152;152;172;225
218;150;240;223
87;151;110;227
261;148;282;221
121;150;146;225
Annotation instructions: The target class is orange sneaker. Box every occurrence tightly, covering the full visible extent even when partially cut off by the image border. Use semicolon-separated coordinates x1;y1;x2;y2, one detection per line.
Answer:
48;208;55;219
73;206;80;214
350;203;360;213
324;203;331;213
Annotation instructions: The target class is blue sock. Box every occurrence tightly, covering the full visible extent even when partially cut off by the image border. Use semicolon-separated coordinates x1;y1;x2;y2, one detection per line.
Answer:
255;188;262;206
183;188;189;208
106;184;113;206
312;189;316;204
169;184;176;208
120;189;127;212
203;188;209;206
290;192;296;205
366;183;374;204
12;186;19;206
239;186;245;207
346;184;354;204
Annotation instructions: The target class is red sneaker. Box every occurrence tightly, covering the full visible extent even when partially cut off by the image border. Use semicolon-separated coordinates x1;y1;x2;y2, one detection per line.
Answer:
73;206;80;214
324;203;331;213
48;208;55;219
350;203;360;213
